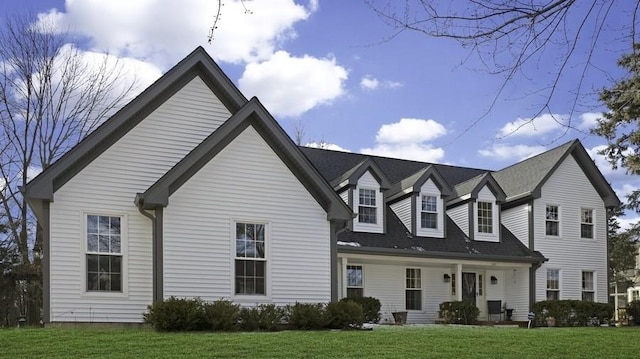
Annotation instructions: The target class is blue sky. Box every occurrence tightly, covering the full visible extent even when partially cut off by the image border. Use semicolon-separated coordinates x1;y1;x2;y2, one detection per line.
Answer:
6;0;639;226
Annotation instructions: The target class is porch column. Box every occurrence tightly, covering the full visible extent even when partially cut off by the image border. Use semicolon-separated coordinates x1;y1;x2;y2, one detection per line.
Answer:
341;257;348;299
456;263;463;301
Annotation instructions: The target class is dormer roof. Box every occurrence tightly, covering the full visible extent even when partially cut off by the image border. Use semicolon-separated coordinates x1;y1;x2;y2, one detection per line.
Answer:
386;165;452;202
330;157;392;191
448;172;506;206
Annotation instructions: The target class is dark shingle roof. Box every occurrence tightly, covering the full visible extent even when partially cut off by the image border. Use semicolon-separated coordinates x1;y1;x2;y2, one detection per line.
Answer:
299;147;487;186
337;208;545;263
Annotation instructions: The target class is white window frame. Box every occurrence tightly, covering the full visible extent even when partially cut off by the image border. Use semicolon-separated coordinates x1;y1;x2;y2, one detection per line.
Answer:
420;195;438;229
82;212;127;297
477;201;493;234
546;268;560;300
545;205;560;237
405;268;422;310
346;265;364;298
233;221;269;298
358;188;377;224
580;208;594;239
582;271;595;302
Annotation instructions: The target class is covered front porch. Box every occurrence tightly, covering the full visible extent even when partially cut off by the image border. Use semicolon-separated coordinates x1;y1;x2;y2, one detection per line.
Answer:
337;253;532;324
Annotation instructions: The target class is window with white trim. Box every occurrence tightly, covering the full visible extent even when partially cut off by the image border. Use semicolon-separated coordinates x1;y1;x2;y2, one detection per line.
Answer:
478;274;484;296
405;268;422;310
358;189;377;224
346;265;363;297
546;205;560;236
582;271;595;302
451;273;456;295
477;201;493;234
421;195;438;229
86;215;122;292
581;209;594;239
235;223;266;295
632;289;640;302
546;269;560;300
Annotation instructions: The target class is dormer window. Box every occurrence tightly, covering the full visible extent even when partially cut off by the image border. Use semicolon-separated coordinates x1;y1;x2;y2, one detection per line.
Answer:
477;201;493;234
421;195;438;229
358;188;377;224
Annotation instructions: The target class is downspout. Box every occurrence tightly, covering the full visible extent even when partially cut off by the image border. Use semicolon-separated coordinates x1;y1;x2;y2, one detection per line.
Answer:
135;196;163;303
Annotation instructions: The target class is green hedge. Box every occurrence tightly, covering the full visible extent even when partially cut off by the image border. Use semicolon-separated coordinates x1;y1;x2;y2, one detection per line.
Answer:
532;300;613;327
438;301;479;325
144;297;372;332
339;297;381;323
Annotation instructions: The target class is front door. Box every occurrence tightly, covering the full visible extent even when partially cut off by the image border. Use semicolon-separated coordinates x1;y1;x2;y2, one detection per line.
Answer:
462;272;476;305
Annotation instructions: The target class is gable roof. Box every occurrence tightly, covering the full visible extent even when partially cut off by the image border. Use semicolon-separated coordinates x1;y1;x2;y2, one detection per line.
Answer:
492;140;621;207
136;97;353;222
337;206;546;263
449;172;507;206
329;157;392;191
386;165;452;202
24;46;248;219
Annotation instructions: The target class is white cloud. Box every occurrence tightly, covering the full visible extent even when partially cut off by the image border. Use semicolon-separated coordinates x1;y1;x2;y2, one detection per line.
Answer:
478;143;547;161
360;118;447;162
498;113;568;137
360;75;402;91
238;51;348;117
305;142;351;152
376;118;447;144
38;0;315;67
360;75;379;90
579;112;602;130
584;144;633;177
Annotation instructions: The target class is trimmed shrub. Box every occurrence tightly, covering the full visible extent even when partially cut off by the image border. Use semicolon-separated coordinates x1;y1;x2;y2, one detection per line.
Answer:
286;302;328;330
143;297;206;331
627;300;640;325
325;300;364;329
438;301;479;325
532;300;614;327
340;297;381;323
203;299;240;331
239;304;286;331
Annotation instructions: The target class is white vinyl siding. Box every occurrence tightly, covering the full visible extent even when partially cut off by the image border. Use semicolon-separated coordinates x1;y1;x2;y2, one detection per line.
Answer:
447;204;469;236
416;179;445;238
390;198;411;232
339;189;349;205
474;186;499;242
48;77;230;323
501;203;529;247
534;154;608;303
502;269;530;321
353;171;383;233
163;126;331;304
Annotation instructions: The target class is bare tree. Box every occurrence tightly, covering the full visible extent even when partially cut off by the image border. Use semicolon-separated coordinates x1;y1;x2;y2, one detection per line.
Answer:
367;0;639;140
0;11;137;325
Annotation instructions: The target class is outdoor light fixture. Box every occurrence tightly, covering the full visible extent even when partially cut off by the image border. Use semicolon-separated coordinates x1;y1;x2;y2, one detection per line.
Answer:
443;274;451;283
490;276;498;285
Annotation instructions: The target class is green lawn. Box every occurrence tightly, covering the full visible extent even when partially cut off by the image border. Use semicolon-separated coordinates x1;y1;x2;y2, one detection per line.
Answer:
1;325;638;358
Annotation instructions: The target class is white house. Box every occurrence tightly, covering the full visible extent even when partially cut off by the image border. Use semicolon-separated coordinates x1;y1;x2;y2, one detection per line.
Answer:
25;47;620;325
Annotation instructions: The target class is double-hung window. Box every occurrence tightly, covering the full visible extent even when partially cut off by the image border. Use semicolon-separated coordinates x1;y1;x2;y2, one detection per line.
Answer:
546;269;560;300
546;205;560;236
358;189;377;224
405;268;422;310
477;201;493;233
235;223;266;295
346;265;363;297
581;209;594;239
582;271;595;302
86;215;122;292
421;195;438;229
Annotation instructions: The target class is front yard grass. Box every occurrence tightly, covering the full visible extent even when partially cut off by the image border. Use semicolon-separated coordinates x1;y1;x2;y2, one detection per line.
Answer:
1;325;638;358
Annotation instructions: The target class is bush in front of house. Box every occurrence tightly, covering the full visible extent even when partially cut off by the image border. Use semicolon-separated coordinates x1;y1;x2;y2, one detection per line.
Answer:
143;297;206;331
438;301;479;325
339;296;381;323
627;300;640;325
325;300;364;329
286;302;328;330
532;300;613;326
239;304;286;331
202;299;240;331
